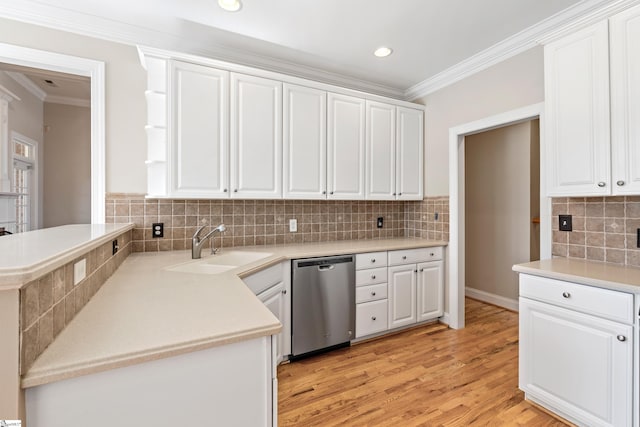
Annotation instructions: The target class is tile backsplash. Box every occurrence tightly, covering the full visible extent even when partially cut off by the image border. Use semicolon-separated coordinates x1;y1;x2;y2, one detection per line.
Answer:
551;196;640;267
19;230;132;374
106;194;450;252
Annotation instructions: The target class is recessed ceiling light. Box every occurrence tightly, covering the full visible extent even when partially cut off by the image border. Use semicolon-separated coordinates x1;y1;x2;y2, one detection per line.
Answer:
374;47;393;58
218;0;242;12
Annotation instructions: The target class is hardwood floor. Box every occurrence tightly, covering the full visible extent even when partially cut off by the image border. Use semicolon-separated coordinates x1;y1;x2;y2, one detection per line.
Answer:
278;298;571;426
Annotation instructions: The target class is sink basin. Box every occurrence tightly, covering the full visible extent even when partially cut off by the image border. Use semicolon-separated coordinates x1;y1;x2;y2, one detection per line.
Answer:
166;263;236;275
165;251;272;275
202;250;272;266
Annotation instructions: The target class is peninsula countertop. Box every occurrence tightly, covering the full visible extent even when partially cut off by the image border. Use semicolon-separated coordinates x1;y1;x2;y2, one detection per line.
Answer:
22;237;447;388
513;258;640;294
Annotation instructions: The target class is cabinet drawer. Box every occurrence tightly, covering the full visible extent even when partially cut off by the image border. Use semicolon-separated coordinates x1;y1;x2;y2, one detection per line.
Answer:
356;283;388;303
389;247;442;265
356;299;388;338
520;274;634;324
356;252;387;270
242;263;284;295
356;267;387;286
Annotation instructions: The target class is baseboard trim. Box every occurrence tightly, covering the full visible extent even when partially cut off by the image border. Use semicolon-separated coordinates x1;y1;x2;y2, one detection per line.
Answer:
465;287;519;312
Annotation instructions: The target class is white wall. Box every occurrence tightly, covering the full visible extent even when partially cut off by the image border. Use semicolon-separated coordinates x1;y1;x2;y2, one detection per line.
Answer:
43;103;91;227
464;121;534;301
416;46;545;196
0;17;147;194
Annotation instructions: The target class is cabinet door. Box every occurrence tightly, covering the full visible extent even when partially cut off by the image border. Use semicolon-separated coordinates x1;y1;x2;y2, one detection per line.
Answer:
416;260;443;321
258;281;287;363
610;4;640;195
283;84;327;199
387;265;417;329
396;107;423;200
327;93;365;199
169;61;229;197
520;298;633;427
545;20;611;196
365;100;396;200
231;73;282;199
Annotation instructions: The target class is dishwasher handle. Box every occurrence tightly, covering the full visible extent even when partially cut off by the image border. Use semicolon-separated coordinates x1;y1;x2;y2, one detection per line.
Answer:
318;264;335;271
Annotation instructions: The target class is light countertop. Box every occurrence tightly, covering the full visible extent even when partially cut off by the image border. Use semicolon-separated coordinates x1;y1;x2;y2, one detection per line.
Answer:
21;237;446;388
513;258;640;294
0;224;135;289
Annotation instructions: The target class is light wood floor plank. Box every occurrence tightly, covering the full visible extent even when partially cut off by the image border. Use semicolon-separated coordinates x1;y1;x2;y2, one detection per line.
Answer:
278;298;571;426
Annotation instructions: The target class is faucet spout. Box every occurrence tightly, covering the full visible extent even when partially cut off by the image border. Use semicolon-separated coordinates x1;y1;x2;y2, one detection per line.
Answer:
191;223;226;259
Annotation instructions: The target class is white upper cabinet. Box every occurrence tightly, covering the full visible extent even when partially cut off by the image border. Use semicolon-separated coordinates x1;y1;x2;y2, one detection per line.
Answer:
545;20;611;196
610;4;640;194
327;93;366;199
231;73;283;199
366;100;396;200
396;107;424;200
365;102;424;200
546;5;640;197
169;60;229;198
283;84;327;199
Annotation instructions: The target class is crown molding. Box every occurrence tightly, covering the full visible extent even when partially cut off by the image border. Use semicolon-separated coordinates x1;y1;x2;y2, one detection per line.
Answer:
4;71;46;101
45;95;90;108
405;0;640;100
0;1;405;99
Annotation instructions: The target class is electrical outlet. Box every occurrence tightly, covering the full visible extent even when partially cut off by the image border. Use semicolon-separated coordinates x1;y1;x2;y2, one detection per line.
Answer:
289;219;297;232
73;259;86;285
112;239;119;255
637;228;640;248
559;215;572;231
435;212;439;221
377;217;383;228
152;223;164;238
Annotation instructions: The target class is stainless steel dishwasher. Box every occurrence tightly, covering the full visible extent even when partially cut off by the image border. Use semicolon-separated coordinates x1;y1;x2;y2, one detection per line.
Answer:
291;255;355;358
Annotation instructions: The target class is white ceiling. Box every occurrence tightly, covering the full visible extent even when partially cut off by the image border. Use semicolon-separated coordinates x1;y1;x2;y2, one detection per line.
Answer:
0;0;627;98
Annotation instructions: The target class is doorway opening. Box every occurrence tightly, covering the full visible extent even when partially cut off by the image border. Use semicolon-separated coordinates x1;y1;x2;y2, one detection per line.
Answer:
447;103;550;329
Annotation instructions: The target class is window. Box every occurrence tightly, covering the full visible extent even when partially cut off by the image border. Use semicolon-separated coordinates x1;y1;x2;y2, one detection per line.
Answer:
12;135;37;233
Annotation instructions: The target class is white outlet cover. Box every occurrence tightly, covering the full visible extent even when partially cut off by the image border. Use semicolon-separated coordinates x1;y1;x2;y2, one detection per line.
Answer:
289;218;297;232
74;258;86;285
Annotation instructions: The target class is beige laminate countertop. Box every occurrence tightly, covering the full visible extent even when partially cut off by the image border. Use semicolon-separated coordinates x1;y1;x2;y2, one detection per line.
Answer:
513;258;640;294
22;237;446;388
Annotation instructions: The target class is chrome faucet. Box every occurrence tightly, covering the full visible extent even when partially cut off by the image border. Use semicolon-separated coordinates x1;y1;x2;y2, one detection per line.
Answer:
191;223;226;259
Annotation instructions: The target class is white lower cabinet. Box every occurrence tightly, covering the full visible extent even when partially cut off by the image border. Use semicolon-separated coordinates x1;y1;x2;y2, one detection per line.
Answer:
244;262;291;363
388;265;417;328
417;260;444;321
519;274;634;427
26;337;276;427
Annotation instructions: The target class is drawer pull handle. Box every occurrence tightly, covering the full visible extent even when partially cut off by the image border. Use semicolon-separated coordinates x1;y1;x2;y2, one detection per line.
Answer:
371;275;376;279
372;316;377;321
617;335;627;342
562;292;571;298
371;292;376;296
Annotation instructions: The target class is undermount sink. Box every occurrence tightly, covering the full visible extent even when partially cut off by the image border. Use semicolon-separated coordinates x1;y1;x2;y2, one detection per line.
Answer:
165;251;273;275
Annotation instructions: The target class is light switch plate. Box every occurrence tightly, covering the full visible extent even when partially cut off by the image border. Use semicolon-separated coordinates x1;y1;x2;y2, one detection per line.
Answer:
289;219;297;232
74;258;86;285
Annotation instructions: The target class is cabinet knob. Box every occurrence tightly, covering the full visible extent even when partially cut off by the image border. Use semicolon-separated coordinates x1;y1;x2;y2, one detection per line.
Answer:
398;192;402;196
616;180;625;186
562;291;571;298
597;182;606;188
402;256;407;260
393;193;396;196
330;191;334;195
322;191;326;194
371;275;376;279
371;292;376;296
223;188;228;192
282;289;287;295
430;253;434;256
371;316;377;321
234;189;238;192
617;335;627;342
371;259;376;263
414;269;418;273
419;268;424;272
